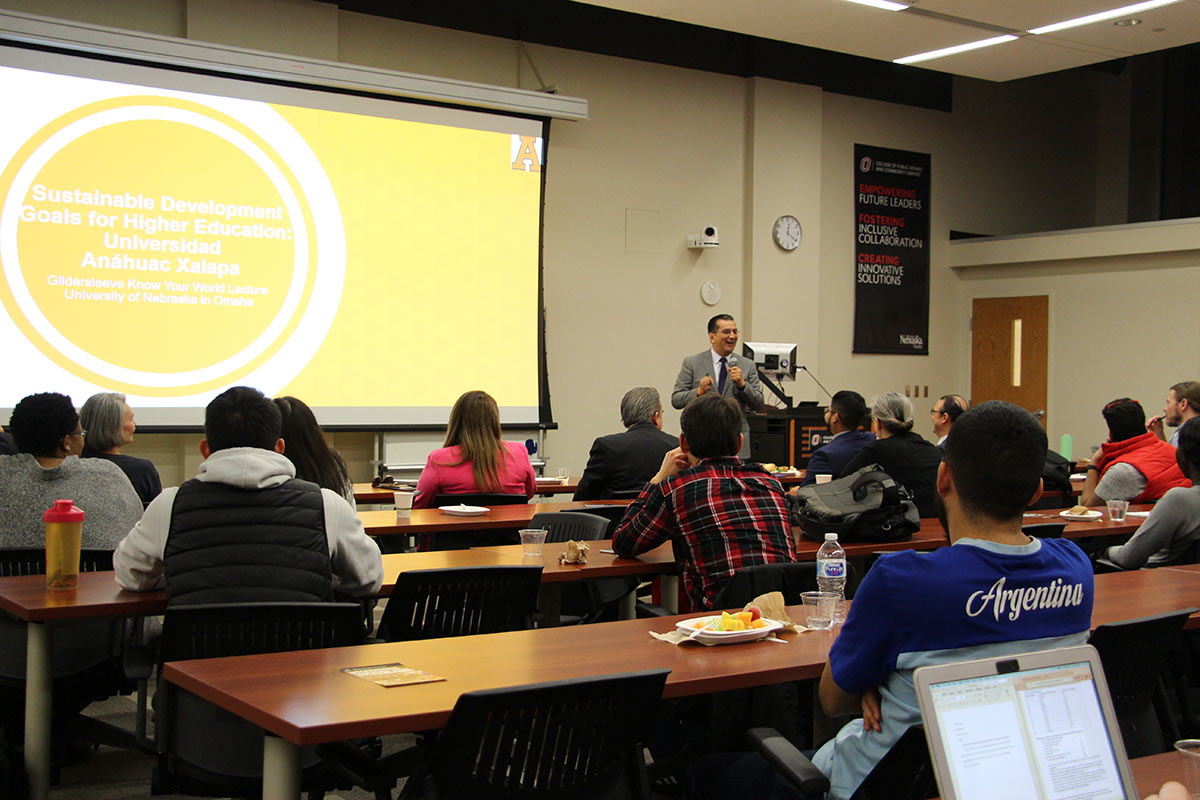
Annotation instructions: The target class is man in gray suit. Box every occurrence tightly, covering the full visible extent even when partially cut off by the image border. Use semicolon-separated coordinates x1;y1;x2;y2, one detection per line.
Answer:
671;314;764;458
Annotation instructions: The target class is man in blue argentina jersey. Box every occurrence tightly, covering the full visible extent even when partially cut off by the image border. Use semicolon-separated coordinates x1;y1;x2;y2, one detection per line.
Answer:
686;401;1093;800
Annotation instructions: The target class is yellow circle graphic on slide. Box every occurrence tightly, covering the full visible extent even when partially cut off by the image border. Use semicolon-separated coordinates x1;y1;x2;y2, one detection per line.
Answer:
0;96;319;397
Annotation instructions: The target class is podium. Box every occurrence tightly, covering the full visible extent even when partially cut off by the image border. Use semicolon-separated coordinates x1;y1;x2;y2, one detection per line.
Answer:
747;406;831;467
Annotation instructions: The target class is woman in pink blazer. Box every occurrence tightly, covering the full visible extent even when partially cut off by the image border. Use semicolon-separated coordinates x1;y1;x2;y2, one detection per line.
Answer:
414;390;536;508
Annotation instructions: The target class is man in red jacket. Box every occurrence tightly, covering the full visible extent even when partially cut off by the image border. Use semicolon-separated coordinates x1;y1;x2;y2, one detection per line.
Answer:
1081;397;1189;506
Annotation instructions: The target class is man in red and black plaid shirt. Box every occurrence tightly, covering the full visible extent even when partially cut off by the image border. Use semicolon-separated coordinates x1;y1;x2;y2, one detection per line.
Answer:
613;394;796;611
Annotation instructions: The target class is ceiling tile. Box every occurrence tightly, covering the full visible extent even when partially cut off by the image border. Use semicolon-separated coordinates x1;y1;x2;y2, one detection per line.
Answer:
907;34;1125;81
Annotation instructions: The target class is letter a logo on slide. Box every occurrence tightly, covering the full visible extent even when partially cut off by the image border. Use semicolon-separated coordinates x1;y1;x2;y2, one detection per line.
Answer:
511;135;542;172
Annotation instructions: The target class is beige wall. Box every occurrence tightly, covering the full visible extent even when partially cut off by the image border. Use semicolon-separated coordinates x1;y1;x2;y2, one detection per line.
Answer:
6;0;1188;486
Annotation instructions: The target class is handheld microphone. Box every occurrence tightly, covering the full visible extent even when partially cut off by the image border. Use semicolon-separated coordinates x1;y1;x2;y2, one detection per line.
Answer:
797;365;833;400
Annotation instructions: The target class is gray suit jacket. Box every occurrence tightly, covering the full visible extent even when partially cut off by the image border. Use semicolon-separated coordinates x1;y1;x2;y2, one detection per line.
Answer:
671;350;764;458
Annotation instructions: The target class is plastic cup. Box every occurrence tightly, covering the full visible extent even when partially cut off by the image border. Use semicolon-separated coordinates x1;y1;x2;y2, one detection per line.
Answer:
1107;499;1129;522
801;591;838;630
394;490;415;517
556;468;572;484
43;499;84;591
1175;739;1200;798
815;474;833;485
520;529;547;557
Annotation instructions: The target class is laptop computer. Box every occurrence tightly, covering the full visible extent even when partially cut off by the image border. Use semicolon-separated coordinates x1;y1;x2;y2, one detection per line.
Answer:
914;645;1138;800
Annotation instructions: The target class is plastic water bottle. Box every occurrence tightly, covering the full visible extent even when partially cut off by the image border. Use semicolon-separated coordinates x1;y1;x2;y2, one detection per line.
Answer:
816;532;847;624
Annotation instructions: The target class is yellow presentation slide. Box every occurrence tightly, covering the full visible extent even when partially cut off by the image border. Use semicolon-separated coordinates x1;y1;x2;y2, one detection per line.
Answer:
0;55;545;425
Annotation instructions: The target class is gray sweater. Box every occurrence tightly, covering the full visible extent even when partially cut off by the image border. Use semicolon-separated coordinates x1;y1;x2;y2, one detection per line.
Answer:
0;454;143;549
1105;484;1200;569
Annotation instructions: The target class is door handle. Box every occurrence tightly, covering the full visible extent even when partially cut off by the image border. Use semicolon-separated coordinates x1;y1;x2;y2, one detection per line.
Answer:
1034;409;1045;419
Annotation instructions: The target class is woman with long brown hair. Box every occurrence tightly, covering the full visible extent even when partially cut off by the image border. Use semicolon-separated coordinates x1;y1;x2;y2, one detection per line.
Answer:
414;390;535;508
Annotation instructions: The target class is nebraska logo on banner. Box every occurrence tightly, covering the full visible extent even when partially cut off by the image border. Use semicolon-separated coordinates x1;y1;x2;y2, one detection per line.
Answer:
853;144;930;355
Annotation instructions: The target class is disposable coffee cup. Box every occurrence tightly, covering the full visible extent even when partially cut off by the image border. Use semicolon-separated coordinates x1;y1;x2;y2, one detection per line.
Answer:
801;591;838;631
1175;739;1200;797
394;490;415;517
815;474;833;485
519;528;547;557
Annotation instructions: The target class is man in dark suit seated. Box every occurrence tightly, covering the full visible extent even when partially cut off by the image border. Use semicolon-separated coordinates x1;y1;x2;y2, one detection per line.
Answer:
797;390;875;486
573;387;678;500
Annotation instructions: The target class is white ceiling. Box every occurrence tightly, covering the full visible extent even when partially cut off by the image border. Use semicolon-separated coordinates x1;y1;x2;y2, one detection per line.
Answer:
568;0;1200;81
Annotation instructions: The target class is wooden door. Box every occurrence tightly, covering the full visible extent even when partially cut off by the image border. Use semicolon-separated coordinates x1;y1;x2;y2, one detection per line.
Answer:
971;296;1049;427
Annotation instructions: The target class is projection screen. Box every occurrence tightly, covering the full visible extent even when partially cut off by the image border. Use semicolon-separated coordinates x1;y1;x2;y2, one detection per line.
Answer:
0;40;550;428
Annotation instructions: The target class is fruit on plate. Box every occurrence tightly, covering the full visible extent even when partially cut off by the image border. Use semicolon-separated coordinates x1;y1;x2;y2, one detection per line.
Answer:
745;604;762;621
690;612;768;632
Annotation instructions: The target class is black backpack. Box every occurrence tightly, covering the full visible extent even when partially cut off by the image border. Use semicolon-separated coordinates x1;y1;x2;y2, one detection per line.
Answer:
1042;449;1073;495
789;464;920;544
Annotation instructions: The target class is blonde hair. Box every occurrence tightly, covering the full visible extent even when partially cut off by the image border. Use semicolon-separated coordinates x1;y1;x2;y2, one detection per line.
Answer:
440;390;508;492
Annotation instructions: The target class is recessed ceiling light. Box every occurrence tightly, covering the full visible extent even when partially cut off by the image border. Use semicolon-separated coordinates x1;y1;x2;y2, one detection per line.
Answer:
894;34;1019;65
843;0;908;10
1029;0;1179;35
1114;18;1142;25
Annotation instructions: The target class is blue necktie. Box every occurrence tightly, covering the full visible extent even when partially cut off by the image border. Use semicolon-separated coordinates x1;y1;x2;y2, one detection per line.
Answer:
718;357;727;395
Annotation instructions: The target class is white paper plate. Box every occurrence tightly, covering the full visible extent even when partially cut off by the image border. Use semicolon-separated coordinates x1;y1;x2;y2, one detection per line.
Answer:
1060;509;1103;521
535;477;565;484
674;615;784;644
772;470;801;478
440;505;490;516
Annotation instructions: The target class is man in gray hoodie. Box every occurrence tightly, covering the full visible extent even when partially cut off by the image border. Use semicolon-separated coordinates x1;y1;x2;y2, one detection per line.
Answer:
114;386;382;603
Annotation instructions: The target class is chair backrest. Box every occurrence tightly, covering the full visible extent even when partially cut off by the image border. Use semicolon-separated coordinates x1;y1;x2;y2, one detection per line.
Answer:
561;505;628;538
160;601;365;662
851;724;936;800
528;512;610;543
433;493;528;507
378;565;543;642
711;562;820;610
156;602;364;793
1022;523;1066;539
1088;607;1196;758
0;548;114;577
416;669;669;799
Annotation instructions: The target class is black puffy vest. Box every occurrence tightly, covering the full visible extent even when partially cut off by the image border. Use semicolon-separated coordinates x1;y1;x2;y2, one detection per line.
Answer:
164;477;333;606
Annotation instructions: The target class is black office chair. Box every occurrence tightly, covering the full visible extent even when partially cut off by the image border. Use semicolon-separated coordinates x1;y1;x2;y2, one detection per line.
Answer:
153;601;373;798
527;511;610;543
741;723;936;799
424;493;530;550
377;565;543;641
0;548;114;576
608;488;645;500
399;669;670;800
1088;607;1197;758
528;512;632;625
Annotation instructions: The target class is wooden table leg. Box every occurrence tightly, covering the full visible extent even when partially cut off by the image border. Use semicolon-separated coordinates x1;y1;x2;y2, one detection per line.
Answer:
262;734;301;800
25;622;52;800
618;591;636;620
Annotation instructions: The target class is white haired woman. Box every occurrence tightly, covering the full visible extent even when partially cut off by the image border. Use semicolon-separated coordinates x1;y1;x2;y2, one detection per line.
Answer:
80;392;162;508
837;391;943;517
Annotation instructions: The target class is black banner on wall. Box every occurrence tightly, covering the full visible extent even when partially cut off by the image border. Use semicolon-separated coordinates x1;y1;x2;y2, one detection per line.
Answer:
853;144;930;355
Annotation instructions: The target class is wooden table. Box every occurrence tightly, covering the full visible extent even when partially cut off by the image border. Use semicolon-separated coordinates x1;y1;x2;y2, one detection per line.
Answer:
1022;505;1151;540
162;568;1200;799
359;500;630;536
0;541;669;800
354;473;808;505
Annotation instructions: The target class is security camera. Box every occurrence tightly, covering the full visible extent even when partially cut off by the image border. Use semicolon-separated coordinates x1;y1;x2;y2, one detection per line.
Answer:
686;225;719;249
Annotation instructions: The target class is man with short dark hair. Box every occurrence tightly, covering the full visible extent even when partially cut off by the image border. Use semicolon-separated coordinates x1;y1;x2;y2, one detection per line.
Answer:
687;402;1094;800
1080;397;1189;507
671;314;764;458
930;393;967;447
114;386;382;603
797;390;875;486
612;394;795;611
573;387;678;500
1148;381;1200;447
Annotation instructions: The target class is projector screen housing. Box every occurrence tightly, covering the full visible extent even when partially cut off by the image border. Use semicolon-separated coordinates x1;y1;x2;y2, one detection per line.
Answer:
0;17;572;430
